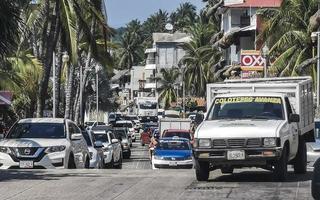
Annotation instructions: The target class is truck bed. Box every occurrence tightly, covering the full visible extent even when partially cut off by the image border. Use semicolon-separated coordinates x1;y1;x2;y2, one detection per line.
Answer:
206;77;314;135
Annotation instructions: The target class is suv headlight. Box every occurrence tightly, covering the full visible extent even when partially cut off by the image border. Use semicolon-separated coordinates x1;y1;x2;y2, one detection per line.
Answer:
45;145;66;153
198;139;211;148
0;146;11;154
263;138;277;147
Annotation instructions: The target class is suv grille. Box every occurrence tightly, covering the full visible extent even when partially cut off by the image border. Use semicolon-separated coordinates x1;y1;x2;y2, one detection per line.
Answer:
14;147;39;156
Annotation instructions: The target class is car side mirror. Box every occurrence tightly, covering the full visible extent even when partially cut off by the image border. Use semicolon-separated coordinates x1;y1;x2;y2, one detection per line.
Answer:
94;141;104;148
71;133;82;140
195;113;204;124
289;114;300;123
111;139;119;144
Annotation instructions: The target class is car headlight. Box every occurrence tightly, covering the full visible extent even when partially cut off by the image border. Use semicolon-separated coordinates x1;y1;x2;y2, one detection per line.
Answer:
45;145;66;153
0;146;11;154
154;155;164;160
198;139;211;148
263;138;277;147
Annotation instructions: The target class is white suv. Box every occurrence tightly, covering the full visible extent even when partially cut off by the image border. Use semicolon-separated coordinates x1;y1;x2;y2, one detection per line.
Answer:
0;118;90;169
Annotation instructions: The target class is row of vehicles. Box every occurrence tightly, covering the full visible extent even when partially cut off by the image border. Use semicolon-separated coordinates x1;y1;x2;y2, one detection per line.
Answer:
0;118;132;169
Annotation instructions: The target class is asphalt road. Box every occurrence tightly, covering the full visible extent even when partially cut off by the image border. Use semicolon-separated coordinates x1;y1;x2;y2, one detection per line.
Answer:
0;140;315;200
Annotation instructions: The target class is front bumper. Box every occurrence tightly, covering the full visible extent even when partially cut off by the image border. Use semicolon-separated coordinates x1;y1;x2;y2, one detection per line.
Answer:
0;151;65;169
193;147;282;167
153;158;194;169
103;150;112;164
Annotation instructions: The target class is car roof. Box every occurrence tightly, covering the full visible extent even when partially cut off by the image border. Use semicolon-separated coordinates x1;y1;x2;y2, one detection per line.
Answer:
116;120;132;123
164;129;190;133
18;118;65;124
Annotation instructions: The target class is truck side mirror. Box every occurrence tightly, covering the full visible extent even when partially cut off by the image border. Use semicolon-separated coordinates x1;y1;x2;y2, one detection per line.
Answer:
195;113;204;125
289;114;300;123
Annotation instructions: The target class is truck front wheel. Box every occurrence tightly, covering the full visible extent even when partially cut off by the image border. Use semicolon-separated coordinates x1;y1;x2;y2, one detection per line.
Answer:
274;145;288;181
195;161;209;181
293;138;307;174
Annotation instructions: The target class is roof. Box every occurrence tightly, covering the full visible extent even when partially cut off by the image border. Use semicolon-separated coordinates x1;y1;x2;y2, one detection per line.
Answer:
225;0;282;8
110;69;130;83
18;118;65;124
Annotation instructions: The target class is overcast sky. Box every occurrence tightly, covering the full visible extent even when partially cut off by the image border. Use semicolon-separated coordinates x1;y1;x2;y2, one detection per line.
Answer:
105;0;206;28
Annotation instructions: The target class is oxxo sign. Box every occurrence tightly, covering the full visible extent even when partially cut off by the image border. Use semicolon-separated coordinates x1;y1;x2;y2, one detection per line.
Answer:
240;50;266;71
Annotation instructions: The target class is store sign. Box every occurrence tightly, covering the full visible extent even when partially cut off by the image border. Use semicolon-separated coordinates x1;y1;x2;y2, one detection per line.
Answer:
241;50;265;71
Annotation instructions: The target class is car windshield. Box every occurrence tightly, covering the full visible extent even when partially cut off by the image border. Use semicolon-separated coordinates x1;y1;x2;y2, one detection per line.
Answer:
114;123;132;128
93;133;109;143
113;130;127;139
7;123;65;139
82;131;92;146
207;96;284;120
164;132;191;140
157;140;190;150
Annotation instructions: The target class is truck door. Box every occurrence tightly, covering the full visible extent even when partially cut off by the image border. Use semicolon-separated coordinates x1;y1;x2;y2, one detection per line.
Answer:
285;97;299;158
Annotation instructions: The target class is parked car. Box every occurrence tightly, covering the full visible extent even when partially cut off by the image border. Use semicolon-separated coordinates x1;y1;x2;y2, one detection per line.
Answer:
312;158;320;199
140;126;158;146
123;115;141;132
84;121;105;131
114;120;136;142
82;130;104;168
113;127;132;147
91;126;122;169
152;138;193;169
0;118;90;169
162;129;193;143
113;128;131;159
108;112;122;125
307;119;320;167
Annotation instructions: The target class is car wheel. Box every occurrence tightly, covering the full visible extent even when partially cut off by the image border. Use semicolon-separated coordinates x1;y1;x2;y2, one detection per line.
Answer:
132;139;136;142
115;155;123;169
84;156;90;169
106;157;114;168
195;161;209;181
67;154;76;169
221;167;234;174
312;158;320;199
130;143;132;147
293;138;307;174
273;145;288;181
141;141;145;146
123;150;131;159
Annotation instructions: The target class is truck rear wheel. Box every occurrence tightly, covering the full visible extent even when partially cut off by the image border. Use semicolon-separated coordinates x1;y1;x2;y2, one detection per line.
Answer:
312;159;320;199
293;138;307;174
195;161;209;181
273;145;288;181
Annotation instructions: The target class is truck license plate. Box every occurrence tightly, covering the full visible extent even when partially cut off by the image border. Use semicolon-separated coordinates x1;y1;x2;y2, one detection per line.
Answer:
169;161;178;166
19;161;34;168
227;150;245;160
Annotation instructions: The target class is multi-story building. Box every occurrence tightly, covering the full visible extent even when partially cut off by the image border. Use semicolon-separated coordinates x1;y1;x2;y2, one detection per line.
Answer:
221;0;282;65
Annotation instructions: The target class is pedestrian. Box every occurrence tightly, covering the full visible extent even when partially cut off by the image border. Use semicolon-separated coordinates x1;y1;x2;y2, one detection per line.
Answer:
149;130;159;161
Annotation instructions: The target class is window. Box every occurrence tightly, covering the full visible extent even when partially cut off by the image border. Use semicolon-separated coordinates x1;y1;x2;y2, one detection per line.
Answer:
7;123;65;139
157;141;190;150
82;131;92;146
93;133;109;143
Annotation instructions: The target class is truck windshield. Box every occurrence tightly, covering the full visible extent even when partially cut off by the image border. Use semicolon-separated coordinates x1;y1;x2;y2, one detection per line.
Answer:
207;96;284;120
7;123;65;139
139;102;157;109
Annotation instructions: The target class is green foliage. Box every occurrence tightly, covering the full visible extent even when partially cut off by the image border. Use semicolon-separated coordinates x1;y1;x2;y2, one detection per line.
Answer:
157;68;180;109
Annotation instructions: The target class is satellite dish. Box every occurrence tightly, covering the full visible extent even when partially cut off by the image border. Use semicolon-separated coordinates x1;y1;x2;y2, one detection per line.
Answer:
165;23;173;31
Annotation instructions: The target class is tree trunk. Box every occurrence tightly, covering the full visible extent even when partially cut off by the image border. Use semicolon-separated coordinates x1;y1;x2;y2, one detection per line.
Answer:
73;83;80;123
64;62;74;119
36;0;60;117
55;31;63;117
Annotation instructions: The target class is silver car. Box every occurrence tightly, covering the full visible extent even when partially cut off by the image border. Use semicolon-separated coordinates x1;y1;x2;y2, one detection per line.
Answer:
82;130;104;168
91;126;123;169
0;118;90;169
113;128;131;159
307;119;320;167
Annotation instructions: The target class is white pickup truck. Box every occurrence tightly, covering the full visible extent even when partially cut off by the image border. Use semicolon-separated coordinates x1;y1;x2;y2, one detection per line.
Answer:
193;77;315;181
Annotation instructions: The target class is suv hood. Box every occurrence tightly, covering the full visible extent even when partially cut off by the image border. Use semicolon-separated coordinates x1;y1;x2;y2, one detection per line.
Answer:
196;120;284;139
0;138;69;148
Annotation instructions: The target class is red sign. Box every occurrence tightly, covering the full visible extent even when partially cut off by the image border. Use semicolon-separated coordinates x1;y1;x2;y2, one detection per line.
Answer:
0;91;12;105
241;50;265;71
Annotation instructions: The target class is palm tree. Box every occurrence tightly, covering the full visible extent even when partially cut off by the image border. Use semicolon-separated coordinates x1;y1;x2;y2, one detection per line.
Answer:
157;68;180;109
171;2;197;32
257;0;318;78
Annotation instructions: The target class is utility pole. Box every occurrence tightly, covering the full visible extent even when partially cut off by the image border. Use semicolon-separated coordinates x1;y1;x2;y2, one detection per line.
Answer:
52;51;56;118
96;66;99;122
79;62;83;125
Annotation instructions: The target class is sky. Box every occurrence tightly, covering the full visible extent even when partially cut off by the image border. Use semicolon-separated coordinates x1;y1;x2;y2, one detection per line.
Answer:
105;0;206;28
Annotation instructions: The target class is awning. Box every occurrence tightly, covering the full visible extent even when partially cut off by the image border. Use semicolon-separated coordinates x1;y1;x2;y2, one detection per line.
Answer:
144;83;156;89
145;48;156;53
145;64;156;70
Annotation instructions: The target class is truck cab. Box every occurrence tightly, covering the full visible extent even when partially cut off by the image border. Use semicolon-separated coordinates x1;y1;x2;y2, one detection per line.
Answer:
194;77;315;181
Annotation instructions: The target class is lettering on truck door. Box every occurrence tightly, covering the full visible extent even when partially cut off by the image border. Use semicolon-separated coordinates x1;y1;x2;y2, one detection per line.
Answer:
285;97;298;159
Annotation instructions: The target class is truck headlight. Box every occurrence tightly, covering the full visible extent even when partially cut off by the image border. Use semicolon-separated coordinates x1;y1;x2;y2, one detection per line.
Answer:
45;145;66;153
263;138;277;147
198;139;211;148
0;146;11;154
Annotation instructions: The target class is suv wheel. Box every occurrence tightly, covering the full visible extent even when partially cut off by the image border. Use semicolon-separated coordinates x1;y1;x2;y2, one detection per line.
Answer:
293;138;307;174
274;145;288;181
106;157;114;168
115;155;123;169
67;154;76;169
195;161;209;181
84;156;90;169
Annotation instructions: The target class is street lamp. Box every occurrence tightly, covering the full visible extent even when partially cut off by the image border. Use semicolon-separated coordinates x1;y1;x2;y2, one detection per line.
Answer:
261;45;269;78
311;32;320;107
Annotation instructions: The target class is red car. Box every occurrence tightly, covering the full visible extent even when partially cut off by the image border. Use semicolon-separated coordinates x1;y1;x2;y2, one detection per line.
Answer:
162;129;194;144
141;127;158;146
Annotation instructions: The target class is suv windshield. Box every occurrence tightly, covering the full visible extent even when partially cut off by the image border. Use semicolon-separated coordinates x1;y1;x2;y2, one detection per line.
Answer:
207;96;284;120
113;130;127;139
7;123;65;139
93;133;109;143
157;140;190;150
